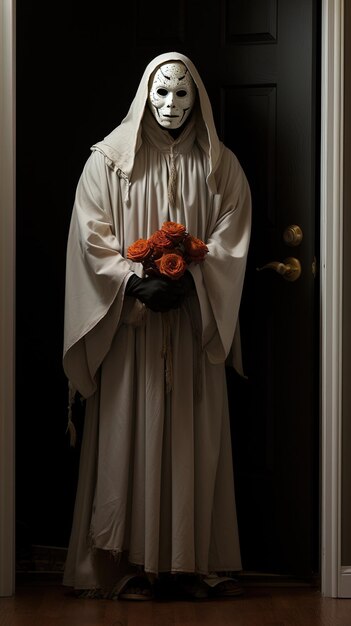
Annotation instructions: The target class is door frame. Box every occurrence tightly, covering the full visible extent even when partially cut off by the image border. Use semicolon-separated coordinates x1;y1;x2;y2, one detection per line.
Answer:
0;0;345;598
0;0;16;598
320;0;347;599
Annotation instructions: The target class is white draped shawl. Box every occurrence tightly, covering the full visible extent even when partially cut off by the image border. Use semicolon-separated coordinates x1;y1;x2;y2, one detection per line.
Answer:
63;52;251;588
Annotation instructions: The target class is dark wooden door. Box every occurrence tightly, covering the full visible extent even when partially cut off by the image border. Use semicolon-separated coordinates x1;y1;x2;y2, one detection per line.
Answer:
16;0;319;577
215;2;320;577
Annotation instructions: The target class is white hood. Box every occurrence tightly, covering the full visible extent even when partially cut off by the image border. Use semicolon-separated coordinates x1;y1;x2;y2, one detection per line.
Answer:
91;51;221;194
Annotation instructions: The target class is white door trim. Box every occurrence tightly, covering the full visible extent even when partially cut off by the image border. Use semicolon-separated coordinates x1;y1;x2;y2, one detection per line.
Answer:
0;0;345;599
320;0;344;598
0;0;16;598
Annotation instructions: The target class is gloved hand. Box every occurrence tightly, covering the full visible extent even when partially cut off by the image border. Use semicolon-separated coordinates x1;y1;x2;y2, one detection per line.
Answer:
125;272;194;312
177;270;195;296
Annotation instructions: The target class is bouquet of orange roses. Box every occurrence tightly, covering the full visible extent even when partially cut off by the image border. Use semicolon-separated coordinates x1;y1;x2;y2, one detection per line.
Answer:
127;222;208;393
127;221;209;278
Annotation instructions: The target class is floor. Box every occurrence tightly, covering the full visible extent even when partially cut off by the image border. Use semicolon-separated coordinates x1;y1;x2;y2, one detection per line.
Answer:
1;579;351;626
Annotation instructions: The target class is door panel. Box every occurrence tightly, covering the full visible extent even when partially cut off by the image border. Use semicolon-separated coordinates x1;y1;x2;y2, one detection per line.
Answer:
220;0;319;575
130;0;319;577
16;0;319;577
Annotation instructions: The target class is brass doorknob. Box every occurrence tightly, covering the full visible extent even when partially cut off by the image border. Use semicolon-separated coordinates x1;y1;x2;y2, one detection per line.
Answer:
256;257;301;282
283;225;303;247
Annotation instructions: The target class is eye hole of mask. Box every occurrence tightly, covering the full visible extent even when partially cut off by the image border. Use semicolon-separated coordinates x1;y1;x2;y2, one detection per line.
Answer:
156;88;168;96
176;90;187;97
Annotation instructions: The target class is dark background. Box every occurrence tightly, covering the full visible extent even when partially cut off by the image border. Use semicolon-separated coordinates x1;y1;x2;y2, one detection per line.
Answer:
15;0;229;556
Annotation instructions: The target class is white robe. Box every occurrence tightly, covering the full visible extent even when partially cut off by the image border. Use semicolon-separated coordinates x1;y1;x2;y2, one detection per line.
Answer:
62;52;251;590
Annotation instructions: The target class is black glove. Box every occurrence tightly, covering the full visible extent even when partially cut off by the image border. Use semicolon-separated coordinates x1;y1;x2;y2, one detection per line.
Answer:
177;270;195;296
125;273;194;312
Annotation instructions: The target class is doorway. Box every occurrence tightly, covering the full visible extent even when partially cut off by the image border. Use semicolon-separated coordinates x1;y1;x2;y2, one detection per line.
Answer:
12;0;321;587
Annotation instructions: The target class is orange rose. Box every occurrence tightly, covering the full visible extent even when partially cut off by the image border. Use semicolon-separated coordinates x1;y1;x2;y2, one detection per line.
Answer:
148;229;174;257
127;238;152;262
155;252;187;280
161;221;187;243
183;235;209;263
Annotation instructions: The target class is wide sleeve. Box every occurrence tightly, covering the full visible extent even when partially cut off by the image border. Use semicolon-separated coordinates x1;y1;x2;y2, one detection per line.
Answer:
63;150;134;398
189;148;252;369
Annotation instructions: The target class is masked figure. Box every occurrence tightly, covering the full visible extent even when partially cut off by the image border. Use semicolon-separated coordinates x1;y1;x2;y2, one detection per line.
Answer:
63;52;251;600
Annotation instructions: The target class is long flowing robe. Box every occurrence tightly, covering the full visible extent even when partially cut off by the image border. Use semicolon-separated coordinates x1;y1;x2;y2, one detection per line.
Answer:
62;52;251;590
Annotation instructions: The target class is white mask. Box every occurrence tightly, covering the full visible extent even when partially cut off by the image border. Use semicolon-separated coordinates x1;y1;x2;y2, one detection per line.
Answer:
148;62;196;130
